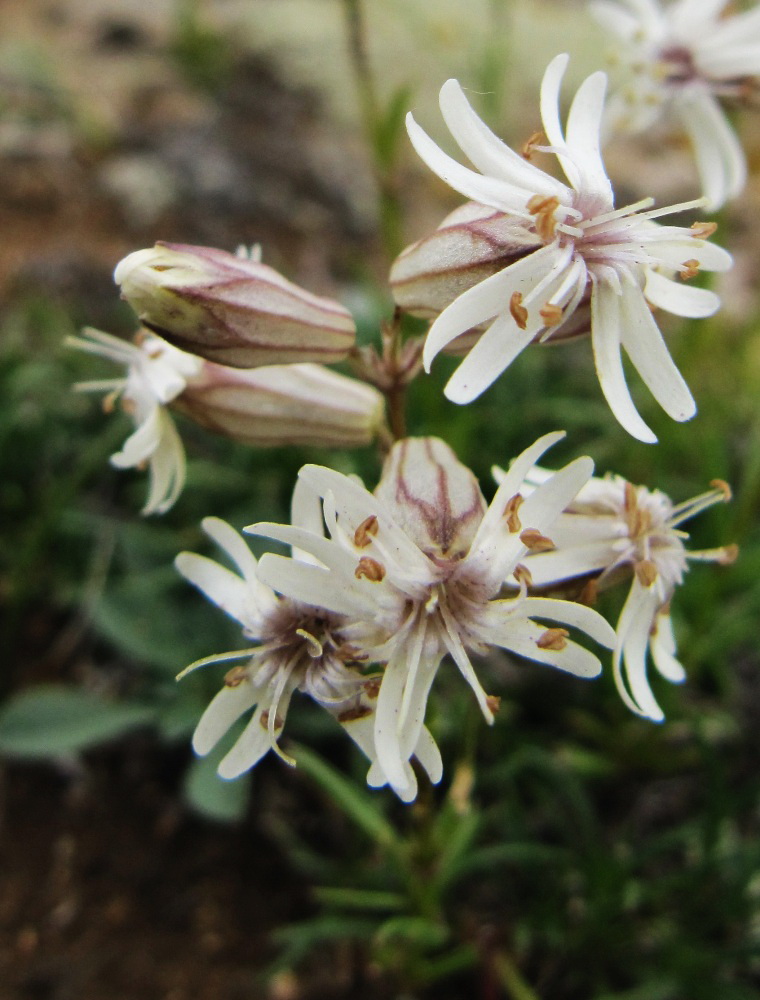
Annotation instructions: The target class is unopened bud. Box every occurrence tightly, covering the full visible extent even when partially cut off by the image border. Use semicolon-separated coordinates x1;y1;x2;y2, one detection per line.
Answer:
115;243;356;369
375;437;487;558
174;361;385;449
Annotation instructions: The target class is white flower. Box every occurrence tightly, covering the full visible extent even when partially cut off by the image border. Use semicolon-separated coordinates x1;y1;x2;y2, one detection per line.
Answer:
506;466;737;721
175;502;441;797
591;0;760;209
406;53;732;443
249;432;616;801
68;327;202;514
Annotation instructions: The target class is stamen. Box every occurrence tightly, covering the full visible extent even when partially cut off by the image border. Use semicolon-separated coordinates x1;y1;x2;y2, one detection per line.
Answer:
635;559;658;587
527;194;560;242
513;563;533;587
486;694;502;715
353;514;379;548
536;627;569;651
709;478;732;501
509;292;529;330
520;528;555;551
521;131;545;159
679;259;700;281
102;390;119;414
691;221;717;239
539;303;564;326
579;196;655;230
260;709;284;731
296;628;323;658
355;556;386;582
224;665;249;687
503;493;524;532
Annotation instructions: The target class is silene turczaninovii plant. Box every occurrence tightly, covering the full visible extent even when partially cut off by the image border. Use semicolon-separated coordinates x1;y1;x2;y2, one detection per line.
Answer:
67;19;749;809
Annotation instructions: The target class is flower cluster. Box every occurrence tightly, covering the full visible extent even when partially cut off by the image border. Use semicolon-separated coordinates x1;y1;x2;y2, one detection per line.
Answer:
71;10;746;801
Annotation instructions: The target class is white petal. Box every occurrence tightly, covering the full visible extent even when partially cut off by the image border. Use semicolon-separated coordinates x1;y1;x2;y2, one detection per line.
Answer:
591;280;658;443
438;79;568;197
423;242;566;369
644;269;720;318
176;552;261;629
650;611;686;683
648;237;732;274
217;703;272;779
110;404;162;468
290;475;326;565
413;726;443;785
444;307;546;404
565;70;613;204
374;647;418;792
406;113;534;214
192;682;259;755
256;553;369;617
676;92;746;209
540;54;581;190
522;596;616;648
619;283;697;423
519;540;616;586
614;580;664;721
489;618;603;678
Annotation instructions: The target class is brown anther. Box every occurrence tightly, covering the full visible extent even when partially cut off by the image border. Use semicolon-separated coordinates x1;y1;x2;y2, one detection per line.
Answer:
102;391;119;414
486;694;502;715
134;329;149;345
520;528;555;552
709;478;732;502
337;704;373;724
513;563;533;587
363;677;382;700
260;710;284;731
503;493;524;532
509;291;528;330
521;130;545;159
355;556;386;582
691;221;717;239
224;665;249;687
536;627;569;651
718;543;739;565
635;559;658;587
527;194;560;242
679;259;700;281
624;481;637;511
578;578;599;606
353;514;379;548
540;303;564;326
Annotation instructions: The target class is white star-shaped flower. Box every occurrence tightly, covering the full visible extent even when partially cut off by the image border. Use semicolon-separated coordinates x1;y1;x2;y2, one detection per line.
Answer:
591;0;760;208
249;432;616;801
406;53;732;443
68;328;202;514
175;498;442;797
504;465;737;721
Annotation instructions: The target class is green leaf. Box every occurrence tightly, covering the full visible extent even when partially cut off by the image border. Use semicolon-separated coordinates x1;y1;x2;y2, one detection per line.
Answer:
0;685;156;758
312;886;405;912
375;915;449;949
291;742;400;851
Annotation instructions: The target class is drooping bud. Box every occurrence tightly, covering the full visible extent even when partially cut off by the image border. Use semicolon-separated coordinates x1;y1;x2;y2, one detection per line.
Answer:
375;437;486;559
114;243;356;369
173;361;385;449
390;203;591;350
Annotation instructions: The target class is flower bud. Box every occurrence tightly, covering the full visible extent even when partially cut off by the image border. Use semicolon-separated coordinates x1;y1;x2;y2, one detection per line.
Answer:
390;202;541;320
390;204;592;351
174;362;386;449
114;243;356;369
374;437;486;559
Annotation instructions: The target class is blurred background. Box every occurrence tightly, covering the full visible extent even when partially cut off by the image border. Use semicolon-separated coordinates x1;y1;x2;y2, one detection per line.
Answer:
1;1;760;998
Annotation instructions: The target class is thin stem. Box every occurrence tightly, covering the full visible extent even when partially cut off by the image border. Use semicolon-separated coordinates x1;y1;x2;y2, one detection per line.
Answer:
342;0;405;261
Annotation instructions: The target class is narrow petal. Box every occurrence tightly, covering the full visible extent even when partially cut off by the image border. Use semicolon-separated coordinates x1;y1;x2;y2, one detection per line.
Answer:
650;611;686;683
540;54;579;190
217;702;274;779
176;552;260;628
256;554;369;617
676;92;746;209
519;541;616;586
413;726;443;785
644;269;720;318
192;682;259;755
565;70;613;204
406;114;535;214
591;280;658;443
438;79;569;198
423;242;566;370
522;596;616;648
619;283;697;423
489;619;603;678
110;404;162;468
614;580;665;721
